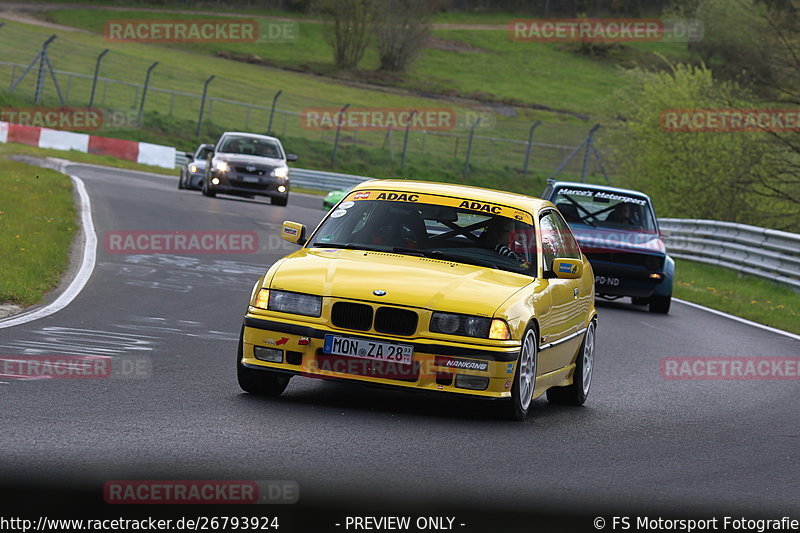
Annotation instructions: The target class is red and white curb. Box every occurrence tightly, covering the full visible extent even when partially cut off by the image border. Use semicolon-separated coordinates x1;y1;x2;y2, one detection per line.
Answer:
0;121;175;169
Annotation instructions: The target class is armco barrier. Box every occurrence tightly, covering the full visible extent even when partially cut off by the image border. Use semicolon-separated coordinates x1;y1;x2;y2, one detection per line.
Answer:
659;218;800;289
287;167;371;192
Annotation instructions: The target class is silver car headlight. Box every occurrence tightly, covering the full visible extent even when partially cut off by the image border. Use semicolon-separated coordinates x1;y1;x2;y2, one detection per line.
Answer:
272;166;289;179
214;160;229;172
189;164;198;173
267;290;322;317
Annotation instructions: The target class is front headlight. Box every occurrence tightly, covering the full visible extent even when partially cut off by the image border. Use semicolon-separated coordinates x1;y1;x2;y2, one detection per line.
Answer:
214;160;229;172
272;166;289;179
267;290;322;317
189;164;198;173
430;312;496;338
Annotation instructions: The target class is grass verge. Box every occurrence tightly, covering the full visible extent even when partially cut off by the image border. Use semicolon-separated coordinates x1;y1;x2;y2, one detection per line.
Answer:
0;160;76;306
673;258;800;335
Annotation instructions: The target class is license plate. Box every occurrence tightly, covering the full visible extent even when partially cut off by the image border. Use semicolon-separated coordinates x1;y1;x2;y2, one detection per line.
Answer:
595;275;620;286
243;176;260;183
323;334;413;365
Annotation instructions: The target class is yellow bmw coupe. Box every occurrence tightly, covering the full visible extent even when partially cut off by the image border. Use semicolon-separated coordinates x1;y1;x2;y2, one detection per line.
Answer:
238;180;597;420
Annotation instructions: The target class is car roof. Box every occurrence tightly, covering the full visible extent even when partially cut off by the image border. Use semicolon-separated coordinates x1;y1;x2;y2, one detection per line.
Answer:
351;179;553;213
548;180;652;201
219;132;282;143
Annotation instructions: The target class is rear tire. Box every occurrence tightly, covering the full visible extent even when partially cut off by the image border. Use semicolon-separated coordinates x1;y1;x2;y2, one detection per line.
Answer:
236;327;290;396
500;326;538;421
649;295;671;314
271;195;288;206
547;321;595;406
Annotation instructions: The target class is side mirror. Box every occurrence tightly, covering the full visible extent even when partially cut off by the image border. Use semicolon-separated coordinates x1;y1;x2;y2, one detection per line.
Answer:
552;258;583;279
281;221;307;245
286;154;298;162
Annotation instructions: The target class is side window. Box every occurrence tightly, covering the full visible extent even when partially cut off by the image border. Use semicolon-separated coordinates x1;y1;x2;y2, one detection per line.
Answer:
550;211;582;259
539;212;565;273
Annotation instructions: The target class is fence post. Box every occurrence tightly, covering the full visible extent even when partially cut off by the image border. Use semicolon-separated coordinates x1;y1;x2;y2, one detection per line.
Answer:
331;103;350;167
462;118;480;178
581;124;601;182
137;61;159;126
34;35;57;103
522;120;542;179
267;90;282;135
89;49;109;108
401;110;417;168
195;74;215;137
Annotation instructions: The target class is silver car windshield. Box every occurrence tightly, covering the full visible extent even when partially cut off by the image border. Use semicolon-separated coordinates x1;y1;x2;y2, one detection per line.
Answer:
218;135;282;158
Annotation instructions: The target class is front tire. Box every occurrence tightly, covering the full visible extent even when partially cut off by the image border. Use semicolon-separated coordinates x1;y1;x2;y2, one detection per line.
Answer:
236;328;290;396
547;320;595;406
178;172;185;190
500;326;538;421
649;295;671;314
202;177;216;198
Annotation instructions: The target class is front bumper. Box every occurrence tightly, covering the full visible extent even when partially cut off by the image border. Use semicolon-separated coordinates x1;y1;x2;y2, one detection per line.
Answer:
591;260;666;297
242;315;519;399
208;171;288;198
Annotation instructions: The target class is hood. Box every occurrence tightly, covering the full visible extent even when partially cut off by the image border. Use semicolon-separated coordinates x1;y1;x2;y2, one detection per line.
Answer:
571;226;666;255
268;248;533;316
214;153;285;167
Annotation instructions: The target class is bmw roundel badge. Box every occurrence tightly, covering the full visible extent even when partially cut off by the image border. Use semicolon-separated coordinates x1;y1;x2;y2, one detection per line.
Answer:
373;290;387;296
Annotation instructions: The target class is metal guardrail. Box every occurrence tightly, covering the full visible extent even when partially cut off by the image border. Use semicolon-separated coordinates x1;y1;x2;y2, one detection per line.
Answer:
288;168;370;192
659;218;800;289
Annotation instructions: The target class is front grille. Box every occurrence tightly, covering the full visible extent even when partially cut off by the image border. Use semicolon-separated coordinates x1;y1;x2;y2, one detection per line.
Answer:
234;166;270;175
331;302;373;331
374;307;418;336
588;252;664;271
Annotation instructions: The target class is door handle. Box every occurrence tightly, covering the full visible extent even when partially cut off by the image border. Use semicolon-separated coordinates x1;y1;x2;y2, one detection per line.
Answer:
574;287;579;298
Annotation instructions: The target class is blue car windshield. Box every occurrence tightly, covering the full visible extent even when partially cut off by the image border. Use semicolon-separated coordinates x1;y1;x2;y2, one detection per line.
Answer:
552;187;657;233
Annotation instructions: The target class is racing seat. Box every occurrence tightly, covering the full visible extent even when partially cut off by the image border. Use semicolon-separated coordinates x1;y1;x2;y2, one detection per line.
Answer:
370;210;428;249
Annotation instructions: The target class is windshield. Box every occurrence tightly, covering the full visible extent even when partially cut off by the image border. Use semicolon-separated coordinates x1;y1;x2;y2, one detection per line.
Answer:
307;191;537;276
217;135;283;158
552;187;657;233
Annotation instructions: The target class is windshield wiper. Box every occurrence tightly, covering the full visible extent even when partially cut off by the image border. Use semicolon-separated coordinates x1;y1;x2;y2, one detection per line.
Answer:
311;242;382;252
391;247;499;269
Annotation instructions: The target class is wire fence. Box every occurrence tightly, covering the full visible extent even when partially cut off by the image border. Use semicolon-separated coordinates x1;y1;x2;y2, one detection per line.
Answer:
0;22;609;180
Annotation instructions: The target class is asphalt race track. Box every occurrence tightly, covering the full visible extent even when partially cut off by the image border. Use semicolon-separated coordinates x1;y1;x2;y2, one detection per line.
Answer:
1;163;798;531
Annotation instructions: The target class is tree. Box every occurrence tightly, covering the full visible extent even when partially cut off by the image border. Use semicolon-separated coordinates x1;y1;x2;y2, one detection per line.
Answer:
604;63;798;231
316;0;379;69
373;0;435;72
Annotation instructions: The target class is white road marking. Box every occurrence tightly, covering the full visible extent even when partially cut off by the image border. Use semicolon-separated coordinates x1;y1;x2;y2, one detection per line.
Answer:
674;298;800;342
0;175;96;329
